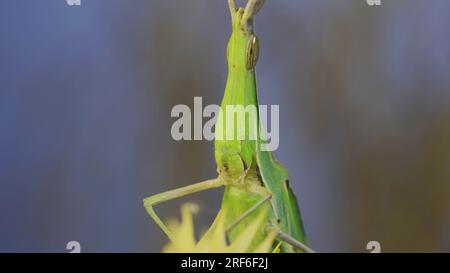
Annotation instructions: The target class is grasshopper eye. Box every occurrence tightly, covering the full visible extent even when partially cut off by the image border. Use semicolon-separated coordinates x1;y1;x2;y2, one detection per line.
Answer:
245;35;259;70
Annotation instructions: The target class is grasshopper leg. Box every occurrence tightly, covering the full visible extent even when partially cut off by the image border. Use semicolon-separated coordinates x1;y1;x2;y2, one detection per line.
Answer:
143;178;224;242
221;185;315;253
276;231;315;253
225;193;272;234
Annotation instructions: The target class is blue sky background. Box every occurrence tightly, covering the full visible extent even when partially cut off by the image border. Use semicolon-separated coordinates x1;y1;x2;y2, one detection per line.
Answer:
1;0;450;252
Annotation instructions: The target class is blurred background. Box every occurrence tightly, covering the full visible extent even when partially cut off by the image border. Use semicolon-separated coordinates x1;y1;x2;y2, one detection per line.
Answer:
1;0;450;252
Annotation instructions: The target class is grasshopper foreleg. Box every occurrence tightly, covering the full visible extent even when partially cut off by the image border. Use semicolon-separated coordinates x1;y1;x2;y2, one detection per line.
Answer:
143;178;224;242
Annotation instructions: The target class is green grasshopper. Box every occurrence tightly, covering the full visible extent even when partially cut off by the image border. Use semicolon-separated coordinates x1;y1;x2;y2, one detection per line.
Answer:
144;0;313;253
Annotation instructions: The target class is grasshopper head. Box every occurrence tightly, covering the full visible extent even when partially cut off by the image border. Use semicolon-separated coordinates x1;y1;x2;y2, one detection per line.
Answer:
226;8;260;72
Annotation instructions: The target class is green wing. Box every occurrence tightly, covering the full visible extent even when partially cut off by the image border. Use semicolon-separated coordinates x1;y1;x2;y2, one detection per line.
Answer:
286;181;307;243
256;149;307;246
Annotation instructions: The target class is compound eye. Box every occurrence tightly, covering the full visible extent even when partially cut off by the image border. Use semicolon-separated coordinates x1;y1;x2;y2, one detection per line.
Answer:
245;35;259;70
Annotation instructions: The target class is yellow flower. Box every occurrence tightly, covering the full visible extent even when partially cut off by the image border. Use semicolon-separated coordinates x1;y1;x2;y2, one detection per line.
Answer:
162;203;279;253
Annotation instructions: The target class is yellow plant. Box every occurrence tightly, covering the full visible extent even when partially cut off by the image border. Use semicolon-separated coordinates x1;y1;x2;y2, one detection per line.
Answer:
162;203;279;253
